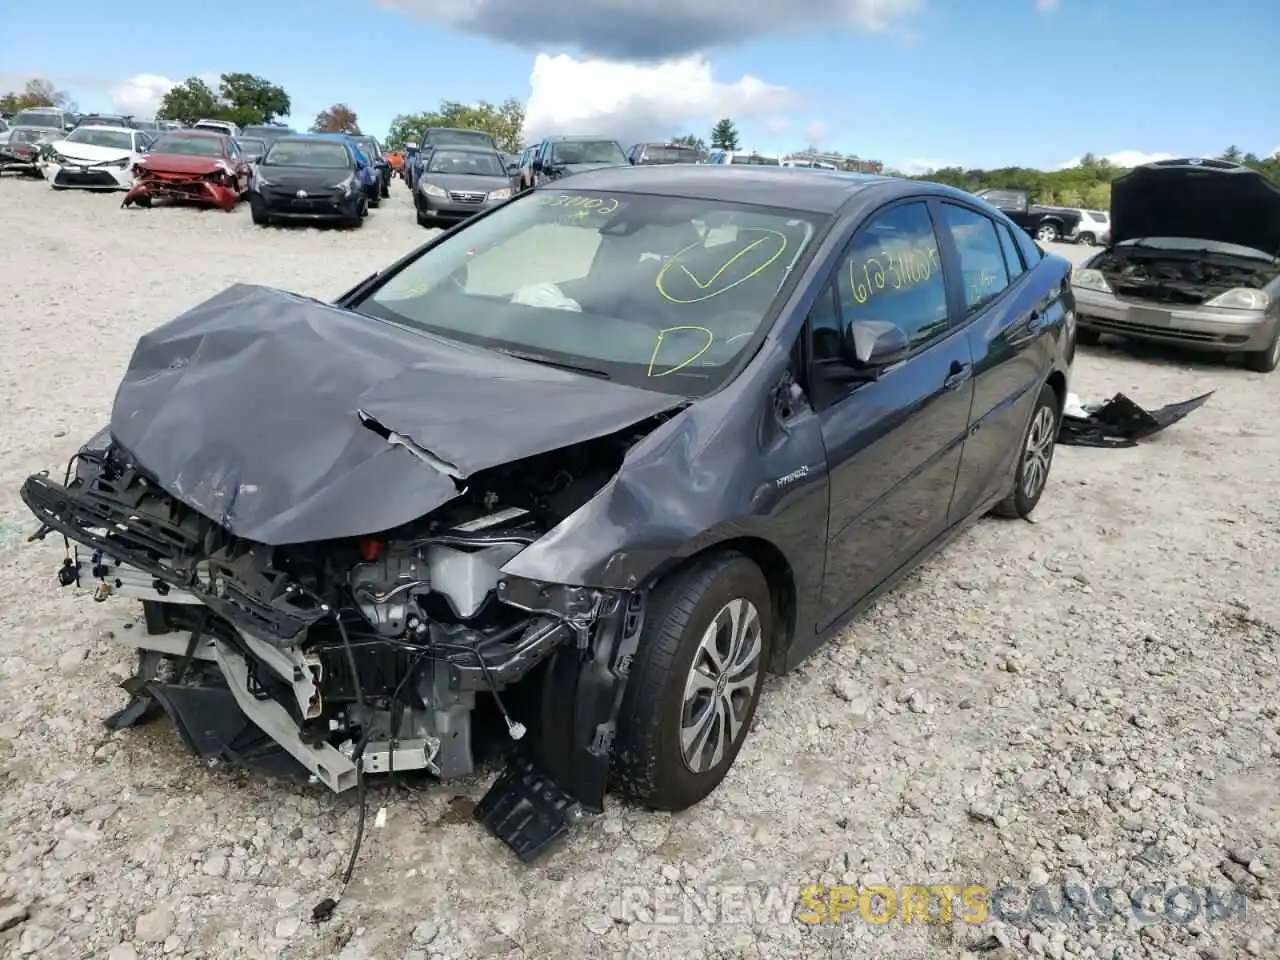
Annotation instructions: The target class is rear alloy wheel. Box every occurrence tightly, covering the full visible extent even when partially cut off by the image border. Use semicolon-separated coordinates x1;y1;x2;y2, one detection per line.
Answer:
1036;222;1060;243
614;552;773;811
1078;232;1095;246
1242;330;1280;373
993;382;1060;520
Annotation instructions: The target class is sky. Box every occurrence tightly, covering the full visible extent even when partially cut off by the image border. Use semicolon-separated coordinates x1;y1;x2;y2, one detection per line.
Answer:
1;0;1276;172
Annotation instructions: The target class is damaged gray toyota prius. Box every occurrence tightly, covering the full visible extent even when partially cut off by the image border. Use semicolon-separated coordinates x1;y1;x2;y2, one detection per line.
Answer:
20;165;1074;864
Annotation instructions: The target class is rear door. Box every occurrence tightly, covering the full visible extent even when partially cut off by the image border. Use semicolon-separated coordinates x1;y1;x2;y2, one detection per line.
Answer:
813;199;975;629
937;203;1064;520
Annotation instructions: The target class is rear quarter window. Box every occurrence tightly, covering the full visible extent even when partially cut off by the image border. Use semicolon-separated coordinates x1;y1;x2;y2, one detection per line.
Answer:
1011;222;1043;266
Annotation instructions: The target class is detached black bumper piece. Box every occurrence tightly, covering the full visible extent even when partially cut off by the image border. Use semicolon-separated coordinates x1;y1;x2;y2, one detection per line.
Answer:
1058;390;1213;448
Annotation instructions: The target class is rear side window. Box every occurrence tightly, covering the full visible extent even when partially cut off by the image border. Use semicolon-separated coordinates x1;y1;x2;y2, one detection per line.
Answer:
940;204;1011;311
995;222;1026;279
1011;224;1043;266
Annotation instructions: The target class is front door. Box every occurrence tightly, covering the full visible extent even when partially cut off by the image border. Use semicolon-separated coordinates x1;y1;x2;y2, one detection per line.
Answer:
812;199;974;630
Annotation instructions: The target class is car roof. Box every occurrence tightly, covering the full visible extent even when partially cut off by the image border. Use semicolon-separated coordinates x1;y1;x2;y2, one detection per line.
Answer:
547;135;618;142
160;129;225;138
558;164;906;214
427;144;501;154
67;125;138;135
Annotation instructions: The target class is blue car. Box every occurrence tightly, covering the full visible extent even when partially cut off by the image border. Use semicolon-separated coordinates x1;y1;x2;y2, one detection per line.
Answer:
309;132;381;208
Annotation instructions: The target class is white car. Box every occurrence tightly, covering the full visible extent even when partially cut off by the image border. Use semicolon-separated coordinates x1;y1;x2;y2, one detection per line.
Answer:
44;126;154;191
193;119;240;138
1074;209;1110;246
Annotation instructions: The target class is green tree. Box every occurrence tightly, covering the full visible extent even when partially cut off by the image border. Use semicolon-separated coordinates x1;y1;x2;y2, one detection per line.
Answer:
312;104;360;134
1220;144;1243;162
672;133;707;152
710;118;739;151
0;78;72;113
218;72;291;125
155;73;292;126
156;77;222;124
386;98;526;153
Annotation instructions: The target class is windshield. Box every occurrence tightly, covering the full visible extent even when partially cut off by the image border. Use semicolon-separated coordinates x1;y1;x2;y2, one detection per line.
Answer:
352;138;381;157
429;129;495;148
265;140;352;168
13;110;62;129
239;138;267;156
360;190;821;396
152;133;226;157
641;146;702;164
66;129;134;151
552;140;627;165
10;128;50;144
730;154;780;166
426;149;506;176
82;116;127;127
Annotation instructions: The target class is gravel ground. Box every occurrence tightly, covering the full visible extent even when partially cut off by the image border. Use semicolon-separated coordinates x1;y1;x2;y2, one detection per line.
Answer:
0;177;1276;960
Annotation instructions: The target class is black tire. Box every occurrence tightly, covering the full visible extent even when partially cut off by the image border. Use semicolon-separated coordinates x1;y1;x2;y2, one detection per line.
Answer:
1078;232;1095;246
1242;330;1280;373
1035;222;1060;243
613;552;774;811
251;206;270;227
1076;327;1102;346
992;381;1060;520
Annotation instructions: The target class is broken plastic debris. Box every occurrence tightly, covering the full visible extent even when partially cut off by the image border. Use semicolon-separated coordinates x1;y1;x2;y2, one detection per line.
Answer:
1062;392;1088;420
1058;390;1213;449
374;807;387;829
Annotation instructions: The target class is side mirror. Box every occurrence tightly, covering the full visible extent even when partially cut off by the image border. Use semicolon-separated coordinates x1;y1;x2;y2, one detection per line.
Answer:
847;320;910;368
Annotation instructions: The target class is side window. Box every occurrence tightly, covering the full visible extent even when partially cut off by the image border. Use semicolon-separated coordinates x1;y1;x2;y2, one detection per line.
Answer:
940;204;1011;312
995;221;1026;279
835;201;950;350
1012;225;1042;266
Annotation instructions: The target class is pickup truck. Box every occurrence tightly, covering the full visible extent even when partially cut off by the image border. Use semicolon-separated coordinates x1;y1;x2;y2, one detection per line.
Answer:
973;188;1081;244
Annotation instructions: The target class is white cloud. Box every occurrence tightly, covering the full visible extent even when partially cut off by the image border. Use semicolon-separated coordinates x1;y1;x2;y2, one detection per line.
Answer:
763;117;790;135
803;121;827;146
1054;150;1177;170
897;158;953;175
523;53;796;145
108;72;222;118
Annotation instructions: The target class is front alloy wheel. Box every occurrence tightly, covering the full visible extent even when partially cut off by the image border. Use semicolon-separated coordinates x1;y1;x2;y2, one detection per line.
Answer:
680;598;763;773
1036;223;1060;243
614;552;774;811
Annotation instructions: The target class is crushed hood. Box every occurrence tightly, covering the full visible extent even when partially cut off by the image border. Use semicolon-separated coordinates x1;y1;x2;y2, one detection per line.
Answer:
1110;159;1280;256
137;153;225;176
108;283;681;545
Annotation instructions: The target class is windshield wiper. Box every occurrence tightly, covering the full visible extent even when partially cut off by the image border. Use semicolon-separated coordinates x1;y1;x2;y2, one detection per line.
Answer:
492;348;611;379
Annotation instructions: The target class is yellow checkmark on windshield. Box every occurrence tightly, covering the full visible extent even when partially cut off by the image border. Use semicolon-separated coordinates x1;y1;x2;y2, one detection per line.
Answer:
678;236;773;289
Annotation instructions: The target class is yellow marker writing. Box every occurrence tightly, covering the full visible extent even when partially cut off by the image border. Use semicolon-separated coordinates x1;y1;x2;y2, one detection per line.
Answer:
656;229;788;304
646;325;715;376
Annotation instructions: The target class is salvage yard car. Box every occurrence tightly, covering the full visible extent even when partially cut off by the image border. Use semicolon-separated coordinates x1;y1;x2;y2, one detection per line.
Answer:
247;135;369;228
1071;157;1280;372
522;135;630;190
122;130;251;212
351;135;393;199
413;146;512;227
44;125;154;192
0;127;55;177
20;165;1073;862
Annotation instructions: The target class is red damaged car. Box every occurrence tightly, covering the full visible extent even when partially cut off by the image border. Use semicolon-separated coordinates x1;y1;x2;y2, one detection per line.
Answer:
122;130;250;212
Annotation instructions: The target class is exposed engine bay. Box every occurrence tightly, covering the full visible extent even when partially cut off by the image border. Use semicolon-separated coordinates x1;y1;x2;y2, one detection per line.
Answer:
20;419;662;797
1092;247;1278;306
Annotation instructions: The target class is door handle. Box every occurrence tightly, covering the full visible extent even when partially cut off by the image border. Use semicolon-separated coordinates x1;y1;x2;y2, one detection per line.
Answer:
943;360;971;391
